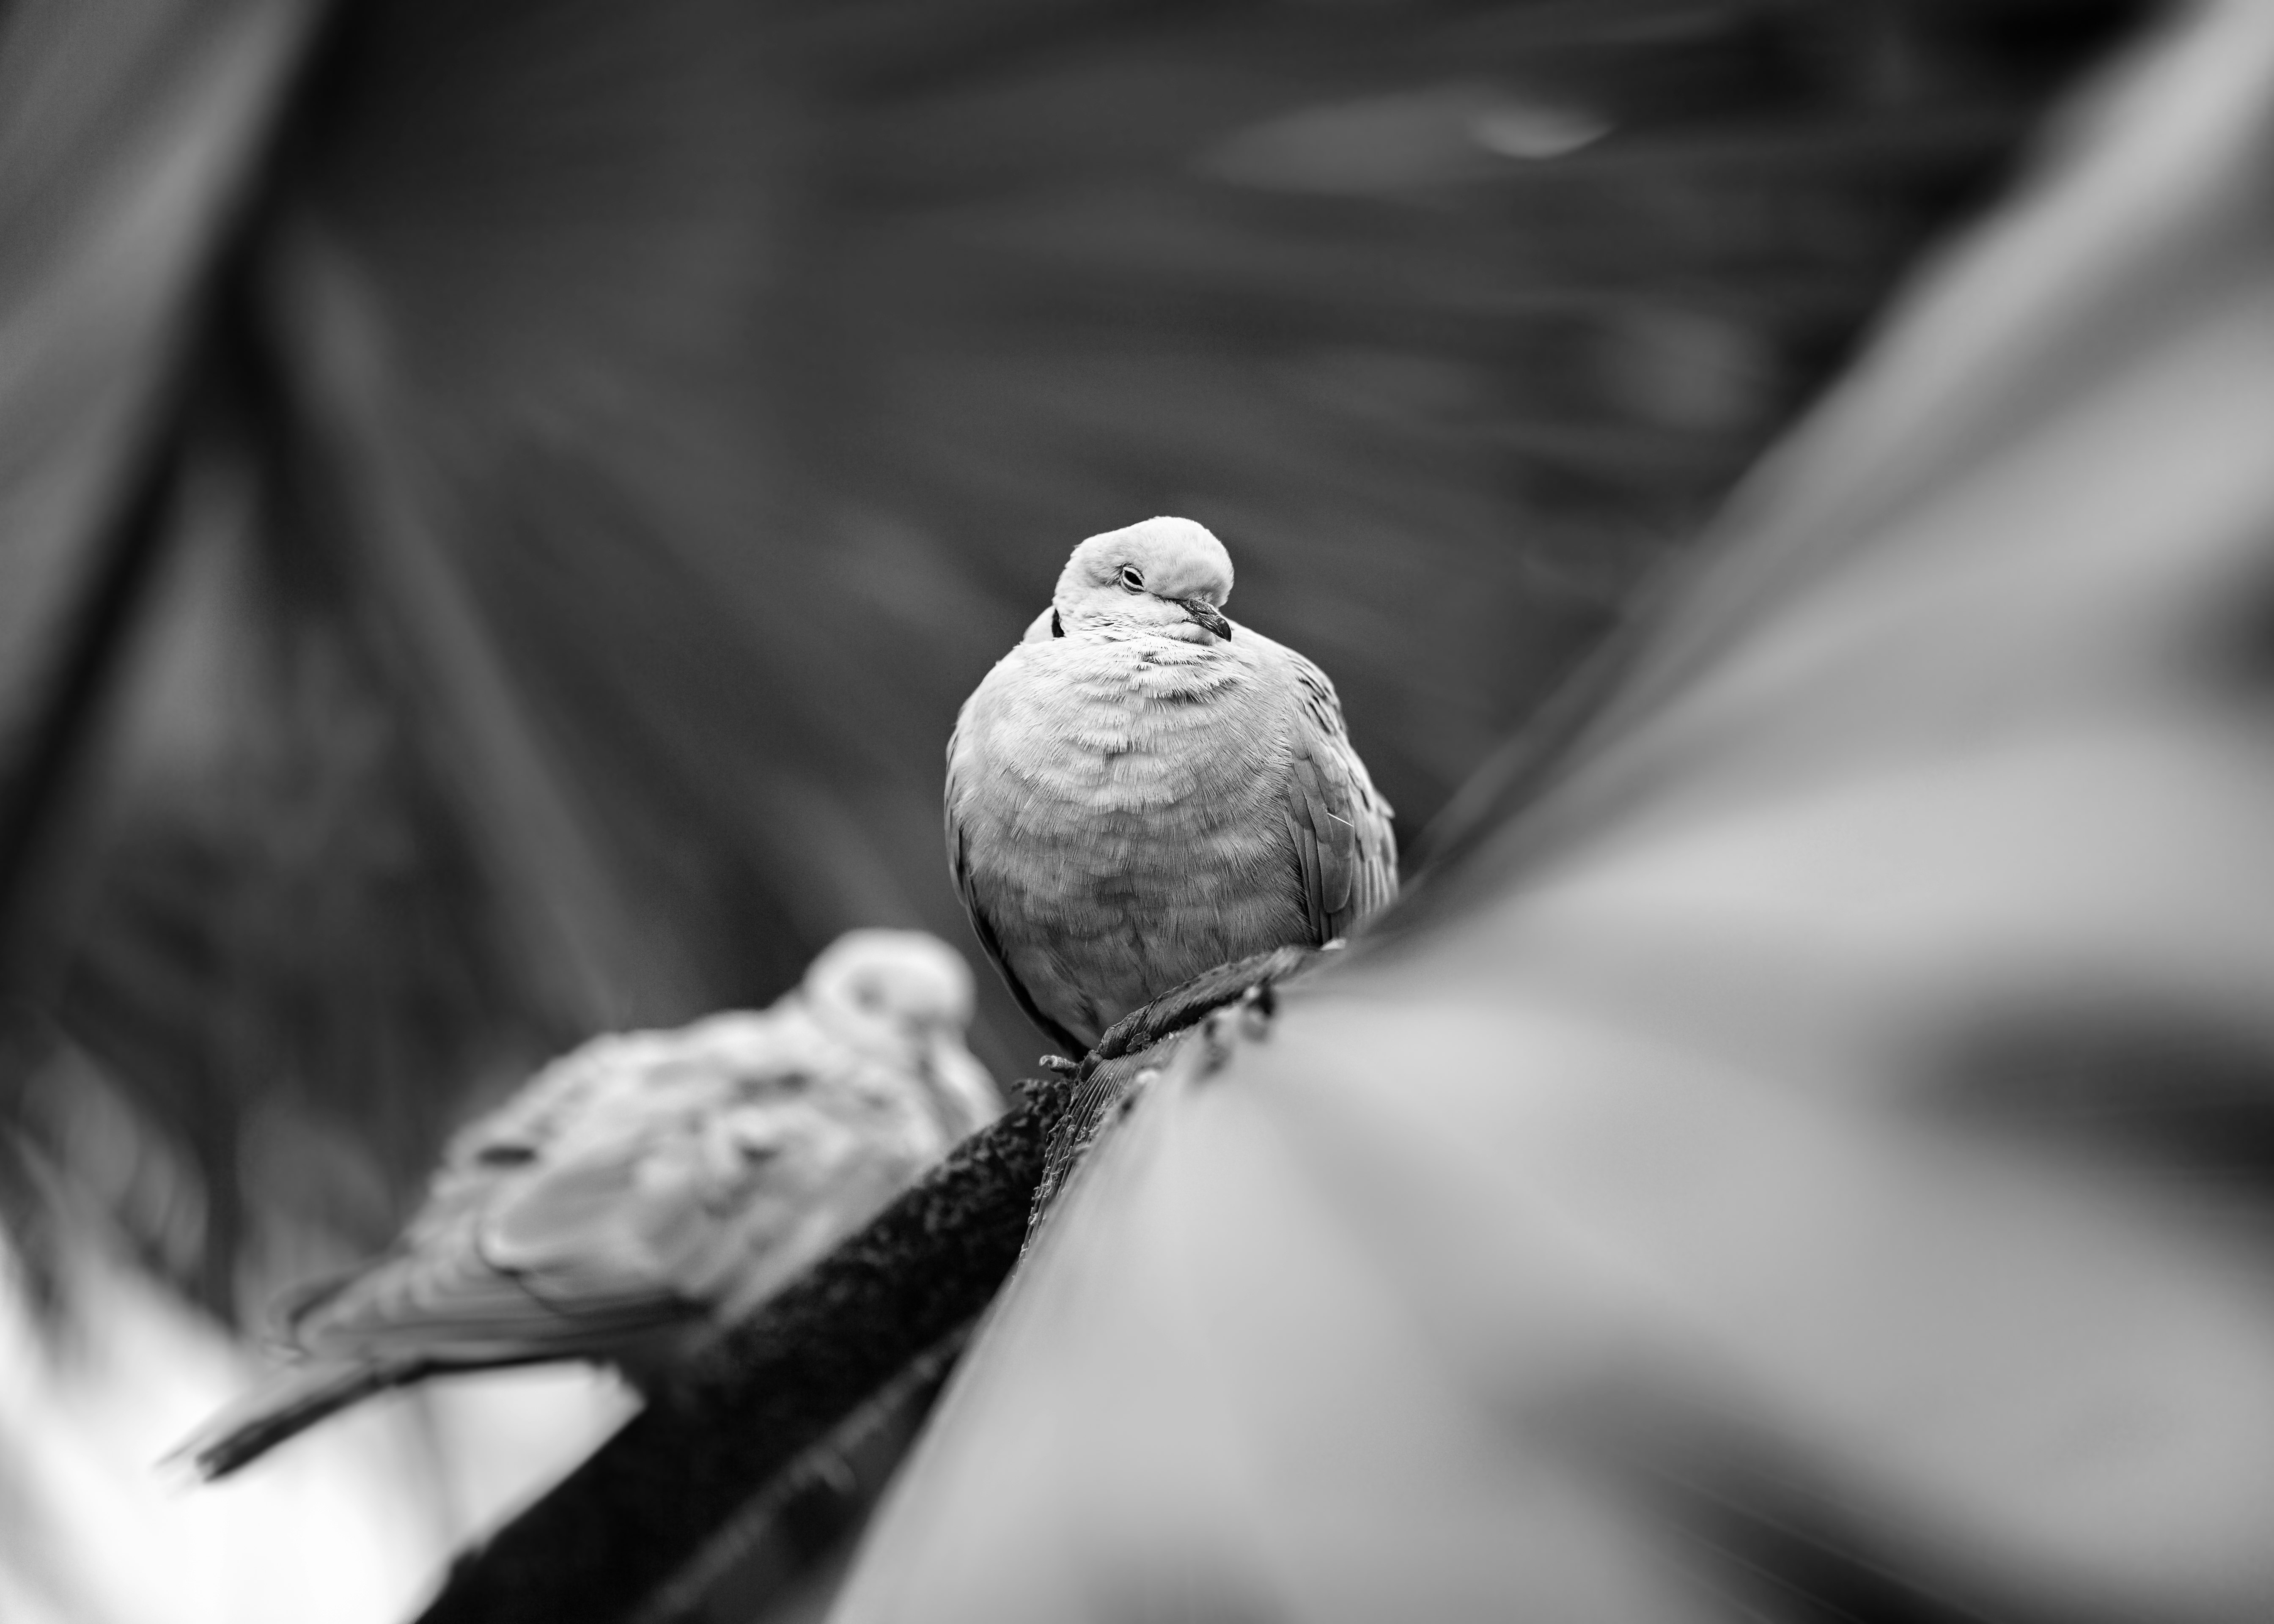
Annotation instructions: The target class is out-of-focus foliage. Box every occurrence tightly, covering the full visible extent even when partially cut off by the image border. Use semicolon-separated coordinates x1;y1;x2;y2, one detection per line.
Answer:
0;0;2142;1333
832;5;2274;1619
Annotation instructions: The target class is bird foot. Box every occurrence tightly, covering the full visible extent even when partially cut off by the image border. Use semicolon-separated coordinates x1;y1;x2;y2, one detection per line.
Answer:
1036;1054;1080;1075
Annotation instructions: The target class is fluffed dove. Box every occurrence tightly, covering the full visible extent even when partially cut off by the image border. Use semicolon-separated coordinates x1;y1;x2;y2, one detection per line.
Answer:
177;929;1001;1479
945;516;1395;1053
842;11;2274;1619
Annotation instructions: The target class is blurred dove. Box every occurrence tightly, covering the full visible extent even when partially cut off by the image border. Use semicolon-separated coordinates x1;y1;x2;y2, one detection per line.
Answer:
946;516;1395;1053
177;929;1001;1479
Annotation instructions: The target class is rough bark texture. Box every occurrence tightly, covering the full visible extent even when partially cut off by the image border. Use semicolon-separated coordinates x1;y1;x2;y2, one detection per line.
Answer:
1032;945;1324;1221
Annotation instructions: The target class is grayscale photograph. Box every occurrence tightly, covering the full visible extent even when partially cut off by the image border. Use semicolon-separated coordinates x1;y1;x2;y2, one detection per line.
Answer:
0;1;2267;1621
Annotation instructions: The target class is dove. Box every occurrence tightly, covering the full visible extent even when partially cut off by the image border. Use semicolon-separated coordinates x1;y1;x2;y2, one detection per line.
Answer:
945;516;1395;1054
177;929;1001;1479
841;12;2274;1621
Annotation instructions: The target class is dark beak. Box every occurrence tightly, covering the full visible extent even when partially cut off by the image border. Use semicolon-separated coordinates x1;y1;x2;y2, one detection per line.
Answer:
1179;597;1231;639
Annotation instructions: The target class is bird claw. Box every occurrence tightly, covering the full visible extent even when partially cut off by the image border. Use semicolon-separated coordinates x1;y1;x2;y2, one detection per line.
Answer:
1037;1054;1080;1075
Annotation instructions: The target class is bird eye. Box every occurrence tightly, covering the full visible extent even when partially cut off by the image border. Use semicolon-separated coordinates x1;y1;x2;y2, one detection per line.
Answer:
1119;565;1144;592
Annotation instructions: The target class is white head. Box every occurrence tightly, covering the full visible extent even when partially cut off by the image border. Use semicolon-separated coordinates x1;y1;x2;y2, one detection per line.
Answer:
803;929;975;1050
1051;516;1235;643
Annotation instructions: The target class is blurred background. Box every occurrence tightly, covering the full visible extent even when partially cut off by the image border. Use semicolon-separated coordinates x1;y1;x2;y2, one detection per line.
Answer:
0;1;2157;1619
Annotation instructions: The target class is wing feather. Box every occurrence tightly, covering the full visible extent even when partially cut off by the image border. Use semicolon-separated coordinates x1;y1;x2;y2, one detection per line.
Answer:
284;1019;871;1364
289;1117;713;1363
1272;644;1397;942
945;724;1086;1055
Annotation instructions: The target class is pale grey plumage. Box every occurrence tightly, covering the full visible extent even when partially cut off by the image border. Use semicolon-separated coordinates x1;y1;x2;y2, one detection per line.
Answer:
946;516;1396;1053
178;929;1001;1478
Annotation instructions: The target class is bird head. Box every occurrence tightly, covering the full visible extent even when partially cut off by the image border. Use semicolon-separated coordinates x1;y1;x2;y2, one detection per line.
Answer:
804;929;977;1053
1052;516;1235;643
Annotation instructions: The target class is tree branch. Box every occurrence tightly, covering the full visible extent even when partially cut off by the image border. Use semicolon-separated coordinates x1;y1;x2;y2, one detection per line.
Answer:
413;945;1326;1624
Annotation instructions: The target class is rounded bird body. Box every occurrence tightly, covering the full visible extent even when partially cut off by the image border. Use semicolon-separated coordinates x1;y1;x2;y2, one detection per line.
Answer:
947;517;1395;1052
179;930;1001;1479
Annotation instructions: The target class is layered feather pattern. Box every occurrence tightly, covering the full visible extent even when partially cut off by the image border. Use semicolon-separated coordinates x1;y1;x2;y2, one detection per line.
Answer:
947;518;1395;1051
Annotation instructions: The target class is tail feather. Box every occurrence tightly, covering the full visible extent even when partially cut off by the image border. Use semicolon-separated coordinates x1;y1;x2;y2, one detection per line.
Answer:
169;1357;420;1480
